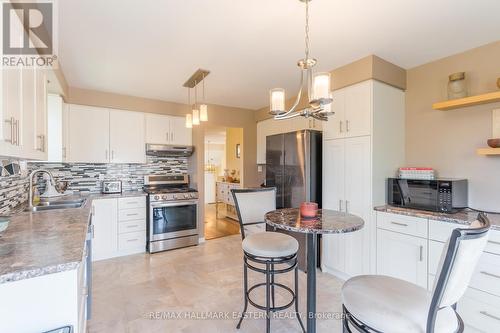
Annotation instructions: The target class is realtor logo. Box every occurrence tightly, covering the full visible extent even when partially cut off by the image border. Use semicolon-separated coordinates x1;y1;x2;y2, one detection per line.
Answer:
2;2;53;55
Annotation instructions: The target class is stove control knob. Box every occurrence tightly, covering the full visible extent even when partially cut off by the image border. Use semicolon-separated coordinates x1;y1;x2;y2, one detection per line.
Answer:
184;194;190;199
154;195;160;200
162;195;168;200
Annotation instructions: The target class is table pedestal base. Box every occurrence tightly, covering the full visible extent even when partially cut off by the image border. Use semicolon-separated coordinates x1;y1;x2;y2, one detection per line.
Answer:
306;233;317;333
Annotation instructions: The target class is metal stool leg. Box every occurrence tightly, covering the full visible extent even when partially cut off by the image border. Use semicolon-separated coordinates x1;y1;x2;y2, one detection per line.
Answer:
271;261;275;309
295;265;306;333
236;259;248;329
266;262;271;333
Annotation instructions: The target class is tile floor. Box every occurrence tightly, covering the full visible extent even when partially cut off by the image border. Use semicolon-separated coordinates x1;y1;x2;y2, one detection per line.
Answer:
88;235;345;333
204;203;241;240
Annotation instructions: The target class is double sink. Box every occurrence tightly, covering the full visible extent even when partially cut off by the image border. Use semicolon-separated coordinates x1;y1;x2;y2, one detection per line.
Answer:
26;198;87;212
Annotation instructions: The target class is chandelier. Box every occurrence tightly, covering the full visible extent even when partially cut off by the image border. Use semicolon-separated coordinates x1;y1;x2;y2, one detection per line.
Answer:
184;69;210;128
269;0;333;121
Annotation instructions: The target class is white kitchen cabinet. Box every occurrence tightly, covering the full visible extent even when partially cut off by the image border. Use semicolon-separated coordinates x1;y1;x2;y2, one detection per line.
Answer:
91;198;118;261
109;109;145;163
170;115;192;145
376;228;428;288
1;68;23;157
67;105;110;163
321;136;371;277
323;80;372;140
322;80;405;280
33;68;48;159
145;113;192;146
92;196;146;261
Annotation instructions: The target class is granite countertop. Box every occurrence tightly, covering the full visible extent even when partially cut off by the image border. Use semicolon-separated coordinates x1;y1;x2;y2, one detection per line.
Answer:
374;205;500;231
0;191;146;284
265;208;364;234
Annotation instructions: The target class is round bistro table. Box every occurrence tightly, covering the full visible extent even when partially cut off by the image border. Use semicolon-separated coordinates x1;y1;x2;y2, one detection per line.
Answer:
265;208;364;333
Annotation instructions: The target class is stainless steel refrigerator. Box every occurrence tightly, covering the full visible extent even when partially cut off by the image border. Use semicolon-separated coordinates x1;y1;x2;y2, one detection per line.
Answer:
265;129;322;271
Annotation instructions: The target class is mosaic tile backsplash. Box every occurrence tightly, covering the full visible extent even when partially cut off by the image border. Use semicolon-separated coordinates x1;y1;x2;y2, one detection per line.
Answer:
0;156;188;214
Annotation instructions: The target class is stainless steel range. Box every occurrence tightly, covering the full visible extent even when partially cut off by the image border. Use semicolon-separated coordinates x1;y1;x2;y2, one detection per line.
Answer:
143;174;199;253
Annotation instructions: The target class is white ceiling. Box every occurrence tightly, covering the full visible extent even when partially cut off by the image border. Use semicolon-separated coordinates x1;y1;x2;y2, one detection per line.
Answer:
58;0;500;110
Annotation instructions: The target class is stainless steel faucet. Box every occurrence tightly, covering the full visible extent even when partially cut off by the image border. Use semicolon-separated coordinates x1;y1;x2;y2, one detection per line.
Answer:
28;169;56;209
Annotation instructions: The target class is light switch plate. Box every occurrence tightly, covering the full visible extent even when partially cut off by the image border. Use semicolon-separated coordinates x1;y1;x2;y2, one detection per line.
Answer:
493;109;500;138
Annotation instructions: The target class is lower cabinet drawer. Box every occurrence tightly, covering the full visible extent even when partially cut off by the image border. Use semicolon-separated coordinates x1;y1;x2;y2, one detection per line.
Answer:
118;208;146;222
118;219;146;234
377;212;428;238
469;252;500;297
486;229;500;256
459;288;500;333
118;231;146;251
118;196;146;210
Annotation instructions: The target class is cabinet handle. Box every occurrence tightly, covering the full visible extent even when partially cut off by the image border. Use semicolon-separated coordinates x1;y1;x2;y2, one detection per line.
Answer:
391;221;408;227
339;121;343;133
126;201;138;205
480;271;500;280
37;135;44;151
488;240;500;246
480;311;500;322
171;132;174;142
419;245;423;261
345;200;350;213
14;119;19;145
112;150;115;160
62;147;67;158
339;199;343;212
126;225;138;228
105;150;109;160
126;238;139;242
126;213;138;217
346;120;350;132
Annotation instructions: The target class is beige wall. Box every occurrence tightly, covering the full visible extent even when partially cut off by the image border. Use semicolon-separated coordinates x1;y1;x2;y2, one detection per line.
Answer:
255;55;406;121
66;87;259;238
406;41;500;210
225;128;243;177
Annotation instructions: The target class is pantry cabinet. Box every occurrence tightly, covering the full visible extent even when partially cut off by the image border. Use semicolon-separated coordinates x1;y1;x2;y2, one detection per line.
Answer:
67;105;145;163
256;116;322;164
321;80;405;279
145;113;192;146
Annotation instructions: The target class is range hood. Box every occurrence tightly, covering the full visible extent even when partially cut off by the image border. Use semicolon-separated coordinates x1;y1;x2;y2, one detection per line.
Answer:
146;144;194;157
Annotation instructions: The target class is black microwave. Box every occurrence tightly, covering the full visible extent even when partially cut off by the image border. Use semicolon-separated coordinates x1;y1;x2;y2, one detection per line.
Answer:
388;178;468;213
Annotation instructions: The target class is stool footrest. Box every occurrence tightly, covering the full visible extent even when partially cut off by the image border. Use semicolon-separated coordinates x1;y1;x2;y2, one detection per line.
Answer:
247;282;295;312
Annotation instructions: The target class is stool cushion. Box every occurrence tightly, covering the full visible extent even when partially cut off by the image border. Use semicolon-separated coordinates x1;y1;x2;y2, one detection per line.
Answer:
242;232;299;258
342;275;459;333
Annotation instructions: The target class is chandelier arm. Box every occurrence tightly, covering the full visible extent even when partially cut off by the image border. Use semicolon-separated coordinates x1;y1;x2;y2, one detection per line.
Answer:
275;110;304;120
274;69;305;118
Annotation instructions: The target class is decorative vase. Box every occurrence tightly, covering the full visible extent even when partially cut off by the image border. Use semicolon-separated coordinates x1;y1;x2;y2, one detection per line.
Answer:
300;202;318;218
447;72;467;100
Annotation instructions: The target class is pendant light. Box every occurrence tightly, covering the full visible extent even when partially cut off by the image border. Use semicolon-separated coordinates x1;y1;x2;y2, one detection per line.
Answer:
184;69;210;128
192;81;200;125
269;0;333;121
200;73;208;122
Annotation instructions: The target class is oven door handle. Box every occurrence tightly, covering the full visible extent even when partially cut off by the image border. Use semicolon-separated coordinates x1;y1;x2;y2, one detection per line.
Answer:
151;200;199;208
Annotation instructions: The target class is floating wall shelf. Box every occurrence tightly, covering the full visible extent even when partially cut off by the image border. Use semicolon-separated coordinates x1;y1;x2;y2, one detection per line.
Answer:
476;148;500;156
433;91;500;111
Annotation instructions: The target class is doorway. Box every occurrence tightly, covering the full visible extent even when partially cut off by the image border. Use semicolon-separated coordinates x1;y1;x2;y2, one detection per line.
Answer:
203;126;243;240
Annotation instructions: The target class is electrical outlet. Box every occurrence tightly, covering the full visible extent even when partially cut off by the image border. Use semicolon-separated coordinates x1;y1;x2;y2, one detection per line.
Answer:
493;109;500;138
257;165;263;172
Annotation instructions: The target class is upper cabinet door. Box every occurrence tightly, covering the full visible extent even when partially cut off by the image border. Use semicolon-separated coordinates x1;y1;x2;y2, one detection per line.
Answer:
323;89;345;140
145;113;171;144
109;110;145;164
34;68;48;159
170;116;192;145
67;105;110;163
344;81;372;138
1;69;23;157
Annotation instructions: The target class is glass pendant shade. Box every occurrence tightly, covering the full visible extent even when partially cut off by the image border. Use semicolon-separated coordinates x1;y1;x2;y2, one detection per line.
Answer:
200;104;208;122
192;109;200;125
185;114;193;128
270;88;285;114
312;72;331;101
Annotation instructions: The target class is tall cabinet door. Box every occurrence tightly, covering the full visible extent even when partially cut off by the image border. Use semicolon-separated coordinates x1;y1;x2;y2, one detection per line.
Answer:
109;110;145;163
344;81;372;138
323;89;345;140
344;136;371;276
92;199;118;261
67;105;110;163
145;113;170;144
321;139;346;273
170;116;192;145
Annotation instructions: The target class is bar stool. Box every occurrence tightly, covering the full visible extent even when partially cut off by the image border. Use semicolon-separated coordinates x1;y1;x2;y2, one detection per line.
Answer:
231;187;305;333
341;213;491;333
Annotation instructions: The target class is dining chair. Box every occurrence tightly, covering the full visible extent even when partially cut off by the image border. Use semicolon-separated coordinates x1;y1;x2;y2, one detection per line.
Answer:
341;213;491;333
231;187;305;333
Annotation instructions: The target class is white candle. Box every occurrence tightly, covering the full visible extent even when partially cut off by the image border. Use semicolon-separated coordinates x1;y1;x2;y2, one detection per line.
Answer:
313;72;331;100
270;88;285;113
200;104;208;122
185;114;193;128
